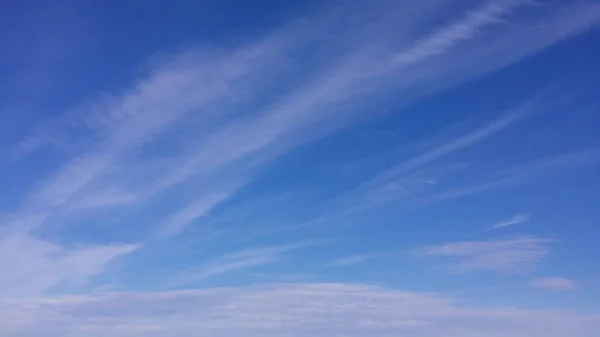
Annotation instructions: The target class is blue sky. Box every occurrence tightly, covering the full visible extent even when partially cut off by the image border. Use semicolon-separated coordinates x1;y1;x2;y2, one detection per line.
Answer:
1;0;600;336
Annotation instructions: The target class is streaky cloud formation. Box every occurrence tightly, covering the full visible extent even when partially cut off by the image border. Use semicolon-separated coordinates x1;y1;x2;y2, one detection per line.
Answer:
420;236;552;273
489;214;531;230
530;277;577;291
0;233;138;296
161;240;328;288
328;254;379;267
0;0;599;336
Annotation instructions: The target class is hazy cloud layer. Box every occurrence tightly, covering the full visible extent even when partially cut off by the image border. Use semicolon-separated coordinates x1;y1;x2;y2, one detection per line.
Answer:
1;283;599;337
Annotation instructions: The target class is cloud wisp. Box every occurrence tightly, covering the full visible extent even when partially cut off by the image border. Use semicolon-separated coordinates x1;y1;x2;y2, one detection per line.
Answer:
530;277;577;292
328;254;379;267
8;1;598;233
417;148;600;205
291;94;598;231
0;0;598;300
489;214;531;230
419;236;553;273
0;232;138;297
159;240;327;289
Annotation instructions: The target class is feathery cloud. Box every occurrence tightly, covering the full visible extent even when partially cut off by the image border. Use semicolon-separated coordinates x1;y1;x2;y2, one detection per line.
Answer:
5;0;596;238
530;277;576;291
420;236;552;273
0;233;138;297
328;255;379;267
1;0;598;300
161;241;327;288
489;214;531;230
418;148;600;205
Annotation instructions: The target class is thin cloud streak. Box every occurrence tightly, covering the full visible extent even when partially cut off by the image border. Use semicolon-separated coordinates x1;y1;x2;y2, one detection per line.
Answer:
362;100;533;191
161;241;328;288
530;277;577;291
1;0;598;297
328;254;378;267
418;148;600;205
0;233;139;297
489;214;531;230
6;1;592;235
5;21;314;234
307;96;543;226
154;182;246;238
420;236;552;273
383;0;527;72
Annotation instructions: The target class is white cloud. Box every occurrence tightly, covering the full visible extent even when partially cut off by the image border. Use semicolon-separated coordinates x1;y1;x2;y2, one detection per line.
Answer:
161;241;326;288
155;184;243;238
358;101;532;195
418;148;600;205
69;187;140;210
317;92;563;220
489;214;531;230
420;236;552;273
6;20;314;234
328;254;378;267
0;233;138;296
7;0;597;237
530;277;576;291
1;0;598;304
0;283;598;337
384;0;525;71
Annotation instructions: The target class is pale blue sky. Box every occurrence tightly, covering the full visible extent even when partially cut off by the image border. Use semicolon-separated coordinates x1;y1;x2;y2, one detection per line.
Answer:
1;0;600;336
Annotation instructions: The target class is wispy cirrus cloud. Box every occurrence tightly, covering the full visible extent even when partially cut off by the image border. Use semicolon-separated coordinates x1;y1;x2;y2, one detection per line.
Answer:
351;99;536;201
298;94;584;226
381;0;525;72
489;214;531;230
420;236;553;273
418;148;600;205
0;232;138;297
160;240;327;288
0;0;598;298
12;0;598;218
154;182;245;238
328;254;379;267
530;277;577;291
